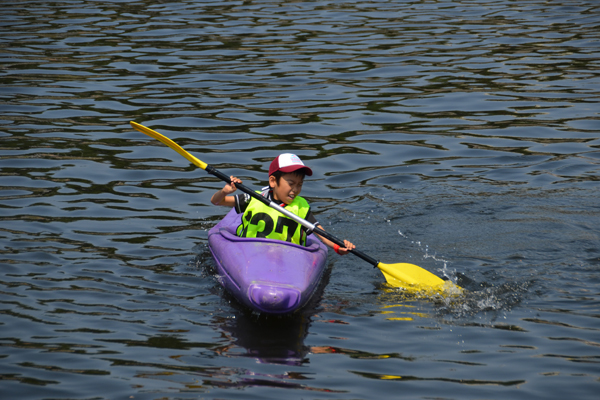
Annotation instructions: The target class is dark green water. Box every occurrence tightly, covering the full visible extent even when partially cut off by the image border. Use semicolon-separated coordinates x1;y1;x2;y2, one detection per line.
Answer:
1;0;599;399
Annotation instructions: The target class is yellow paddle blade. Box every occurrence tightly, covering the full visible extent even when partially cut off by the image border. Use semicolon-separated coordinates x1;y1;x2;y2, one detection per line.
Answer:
130;121;208;170
377;262;463;295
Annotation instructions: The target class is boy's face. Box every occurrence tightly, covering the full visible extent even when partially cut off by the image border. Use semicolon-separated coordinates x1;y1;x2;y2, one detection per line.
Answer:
269;172;304;205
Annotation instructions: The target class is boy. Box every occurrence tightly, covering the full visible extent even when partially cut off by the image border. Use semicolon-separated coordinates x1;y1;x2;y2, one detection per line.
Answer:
210;153;355;255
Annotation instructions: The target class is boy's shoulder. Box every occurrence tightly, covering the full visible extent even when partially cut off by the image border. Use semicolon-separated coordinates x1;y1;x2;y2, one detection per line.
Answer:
234;192;252;214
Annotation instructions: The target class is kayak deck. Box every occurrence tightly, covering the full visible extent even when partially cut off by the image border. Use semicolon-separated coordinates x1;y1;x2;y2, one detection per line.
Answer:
208;209;328;314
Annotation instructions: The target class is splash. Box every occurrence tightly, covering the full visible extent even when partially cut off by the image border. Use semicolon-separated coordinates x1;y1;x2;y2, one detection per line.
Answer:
392;230;533;321
397;230;457;282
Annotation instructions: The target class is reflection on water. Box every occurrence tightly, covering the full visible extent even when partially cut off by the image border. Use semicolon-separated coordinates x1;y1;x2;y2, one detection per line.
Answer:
1;0;599;399
218;311;311;366
211;262;331;367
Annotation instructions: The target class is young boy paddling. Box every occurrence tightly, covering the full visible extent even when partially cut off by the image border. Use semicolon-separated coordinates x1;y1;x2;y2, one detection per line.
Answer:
210;153;355;255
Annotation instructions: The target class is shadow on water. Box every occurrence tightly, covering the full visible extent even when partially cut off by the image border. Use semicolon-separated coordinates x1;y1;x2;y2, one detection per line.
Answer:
215;308;313;366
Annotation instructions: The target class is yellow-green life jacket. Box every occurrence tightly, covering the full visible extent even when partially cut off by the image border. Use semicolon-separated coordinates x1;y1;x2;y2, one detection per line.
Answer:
236;191;310;246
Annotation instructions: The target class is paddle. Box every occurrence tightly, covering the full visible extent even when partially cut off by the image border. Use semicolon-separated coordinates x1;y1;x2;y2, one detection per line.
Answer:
130;121;462;295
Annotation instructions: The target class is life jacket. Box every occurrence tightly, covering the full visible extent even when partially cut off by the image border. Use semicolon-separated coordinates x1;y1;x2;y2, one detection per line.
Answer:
236;190;310;246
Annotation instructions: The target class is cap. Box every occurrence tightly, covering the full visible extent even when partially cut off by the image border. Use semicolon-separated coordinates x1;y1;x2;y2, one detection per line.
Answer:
268;153;313;176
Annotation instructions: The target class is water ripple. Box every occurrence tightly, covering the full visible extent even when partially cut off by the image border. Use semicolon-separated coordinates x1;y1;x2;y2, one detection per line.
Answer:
1;0;599;399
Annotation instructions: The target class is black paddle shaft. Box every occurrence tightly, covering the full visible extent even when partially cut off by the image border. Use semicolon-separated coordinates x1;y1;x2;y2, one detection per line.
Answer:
205;165;380;267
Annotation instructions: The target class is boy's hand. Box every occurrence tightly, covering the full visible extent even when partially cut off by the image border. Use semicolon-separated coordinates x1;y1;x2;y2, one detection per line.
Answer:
335;240;356;255
223;176;242;194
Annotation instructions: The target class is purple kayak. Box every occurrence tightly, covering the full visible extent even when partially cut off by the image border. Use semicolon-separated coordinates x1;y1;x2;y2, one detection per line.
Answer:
208;208;329;315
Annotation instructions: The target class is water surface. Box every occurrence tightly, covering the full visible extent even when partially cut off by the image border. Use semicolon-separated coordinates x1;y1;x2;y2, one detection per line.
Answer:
1;0;599;399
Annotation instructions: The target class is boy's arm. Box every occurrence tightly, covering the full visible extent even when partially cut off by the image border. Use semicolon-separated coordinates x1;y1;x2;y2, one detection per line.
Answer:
210;176;241;207
210;189;236;207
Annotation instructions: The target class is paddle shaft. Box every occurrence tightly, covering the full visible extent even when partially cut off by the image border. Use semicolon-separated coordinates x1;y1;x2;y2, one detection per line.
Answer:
129;121;461;292
205;165;380;267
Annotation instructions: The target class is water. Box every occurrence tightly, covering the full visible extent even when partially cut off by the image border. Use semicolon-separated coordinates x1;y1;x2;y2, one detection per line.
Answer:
1;0;599;398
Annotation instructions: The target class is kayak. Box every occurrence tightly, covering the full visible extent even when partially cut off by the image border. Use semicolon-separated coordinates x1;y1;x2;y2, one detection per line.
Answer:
208;208;329;315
